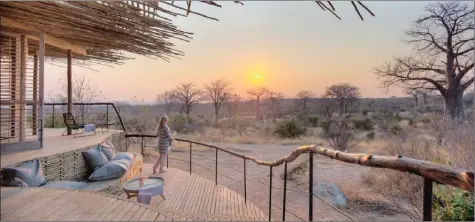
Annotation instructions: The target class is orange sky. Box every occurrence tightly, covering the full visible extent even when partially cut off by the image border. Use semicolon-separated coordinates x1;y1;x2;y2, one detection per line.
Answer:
44;1;437;103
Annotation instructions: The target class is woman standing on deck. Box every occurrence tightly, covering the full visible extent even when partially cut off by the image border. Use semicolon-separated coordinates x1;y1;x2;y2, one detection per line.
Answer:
153;115;174;174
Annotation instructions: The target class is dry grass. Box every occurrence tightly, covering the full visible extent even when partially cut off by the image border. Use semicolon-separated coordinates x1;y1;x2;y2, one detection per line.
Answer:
176;118;322;145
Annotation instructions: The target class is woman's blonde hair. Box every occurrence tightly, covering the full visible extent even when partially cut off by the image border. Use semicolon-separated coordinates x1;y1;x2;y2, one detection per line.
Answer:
159;115;169;129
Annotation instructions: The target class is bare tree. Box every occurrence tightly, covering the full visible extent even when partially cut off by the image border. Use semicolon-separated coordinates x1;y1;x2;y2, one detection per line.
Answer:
56;73;100;123
323;83;361;116
247;87;269;120
404;87;420;108
205;79;232;124
156;91;176;115
267;91;284;121
226;93;242;122
374;2;474;121
296;90;315;113
173;83;203;120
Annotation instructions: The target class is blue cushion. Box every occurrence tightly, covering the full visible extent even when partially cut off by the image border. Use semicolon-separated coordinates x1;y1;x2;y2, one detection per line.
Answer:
2;159;46;187
83;146;109;171
99;140;115;161
41;181;87;190
113;152;134;162
1;177;28;187
88;160;128;181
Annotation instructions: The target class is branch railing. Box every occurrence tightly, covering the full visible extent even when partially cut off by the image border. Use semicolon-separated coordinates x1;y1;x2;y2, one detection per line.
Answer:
43;102;126;132
124;134;474;221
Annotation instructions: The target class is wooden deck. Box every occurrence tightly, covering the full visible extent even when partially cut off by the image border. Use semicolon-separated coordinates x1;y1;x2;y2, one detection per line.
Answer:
1;128;121;167
1;167;266;221
123;165;266;221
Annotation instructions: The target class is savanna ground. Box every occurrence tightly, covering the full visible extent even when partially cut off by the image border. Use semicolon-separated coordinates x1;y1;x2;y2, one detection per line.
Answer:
125;110;474;221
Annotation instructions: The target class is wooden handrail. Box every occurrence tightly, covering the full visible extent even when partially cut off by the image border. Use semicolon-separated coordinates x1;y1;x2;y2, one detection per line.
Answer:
125;135;474;192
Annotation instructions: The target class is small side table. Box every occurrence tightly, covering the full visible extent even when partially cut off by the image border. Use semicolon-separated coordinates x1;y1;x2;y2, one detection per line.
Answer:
123;177;165;202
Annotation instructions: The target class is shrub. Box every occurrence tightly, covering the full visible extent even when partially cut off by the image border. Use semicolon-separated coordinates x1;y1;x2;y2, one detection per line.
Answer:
415;116;432;125
168;114;188;133
274;118;307;138
43;114;66;128
366;131;375;140
389;122;402;135
433;186;474;221
323;119;355;151
307;115;319;127
297;113;319;127
352;118;374;131
319;118;332;133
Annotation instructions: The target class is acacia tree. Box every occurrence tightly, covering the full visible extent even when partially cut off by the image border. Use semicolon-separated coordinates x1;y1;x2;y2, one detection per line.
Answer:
55;73;100;123
404;87;420;108
226;93;242;122
247;87;269;120
156;91;176;115
374;2;474;121
205;79;232;124
296;90;315;113
323;83;361;116
267;91;284;121
173;83;203;120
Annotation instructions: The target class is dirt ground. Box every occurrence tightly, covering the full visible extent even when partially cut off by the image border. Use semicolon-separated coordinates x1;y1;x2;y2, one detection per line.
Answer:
131;142;412;221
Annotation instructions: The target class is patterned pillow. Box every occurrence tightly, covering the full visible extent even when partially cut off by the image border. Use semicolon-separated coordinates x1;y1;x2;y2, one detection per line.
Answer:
99;139;115;161
2;159;46;187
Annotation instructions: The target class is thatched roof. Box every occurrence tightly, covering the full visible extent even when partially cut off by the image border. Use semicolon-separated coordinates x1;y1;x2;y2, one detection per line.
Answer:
0;1;373;65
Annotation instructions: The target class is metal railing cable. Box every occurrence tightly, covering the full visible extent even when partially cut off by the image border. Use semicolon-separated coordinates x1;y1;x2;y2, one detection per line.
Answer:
167;156;308;221
182;152;357;221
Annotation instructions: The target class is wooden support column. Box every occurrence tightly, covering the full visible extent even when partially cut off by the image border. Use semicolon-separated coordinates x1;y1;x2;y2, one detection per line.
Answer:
19;35;27;142
67;49;72;135
38;33;45;147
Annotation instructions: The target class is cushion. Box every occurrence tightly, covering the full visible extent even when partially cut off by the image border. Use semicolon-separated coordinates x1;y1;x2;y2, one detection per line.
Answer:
2;159;46;187
41;181;87;190
115;159;131;169
113;152;134;162
99;140;115;161
88;160;128;181
0;177;28;187
83;146;109;171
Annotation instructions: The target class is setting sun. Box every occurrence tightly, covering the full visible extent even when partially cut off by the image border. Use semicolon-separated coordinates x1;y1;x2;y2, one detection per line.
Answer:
250;72;264;86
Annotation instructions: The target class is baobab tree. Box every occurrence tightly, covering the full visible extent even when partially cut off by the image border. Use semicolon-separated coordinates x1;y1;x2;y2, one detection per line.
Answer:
323;83;361;116
296;90;315;113
247;87;269;120
374;2;474;121
156;91;176;115
205;79;232;124
173;83;203;120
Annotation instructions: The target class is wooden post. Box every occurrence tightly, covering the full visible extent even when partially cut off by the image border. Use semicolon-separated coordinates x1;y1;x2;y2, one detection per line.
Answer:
38;33;45;147
19;35;27;142
268;166;273;221
423;179;433;221
283;162;287;221
309;153;313;221
67;49;72;135
244;158;247;203
189;142;192;174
